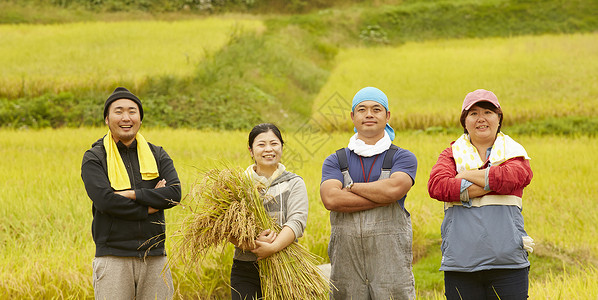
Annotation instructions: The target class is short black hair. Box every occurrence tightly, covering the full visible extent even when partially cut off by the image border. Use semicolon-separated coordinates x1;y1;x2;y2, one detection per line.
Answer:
248;123;284;149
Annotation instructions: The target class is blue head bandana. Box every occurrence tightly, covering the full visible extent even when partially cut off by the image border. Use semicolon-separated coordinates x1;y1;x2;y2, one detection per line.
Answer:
351;87;396;141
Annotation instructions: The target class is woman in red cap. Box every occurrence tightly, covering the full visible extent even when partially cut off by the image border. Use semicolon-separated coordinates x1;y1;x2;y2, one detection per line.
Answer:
428;89;534;299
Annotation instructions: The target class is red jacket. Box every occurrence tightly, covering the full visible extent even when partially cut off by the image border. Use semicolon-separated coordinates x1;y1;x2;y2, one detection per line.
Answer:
428;145;533;202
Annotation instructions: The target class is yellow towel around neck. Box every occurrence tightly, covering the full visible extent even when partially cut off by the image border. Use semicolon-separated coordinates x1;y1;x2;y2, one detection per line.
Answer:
103;131;159;190
452;132;530;173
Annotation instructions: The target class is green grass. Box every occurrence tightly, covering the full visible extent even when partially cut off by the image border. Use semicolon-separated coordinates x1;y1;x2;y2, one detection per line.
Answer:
3;0;598;131
369;0;598;43
1;127;597;298
311;33;598;131
0;17;263;98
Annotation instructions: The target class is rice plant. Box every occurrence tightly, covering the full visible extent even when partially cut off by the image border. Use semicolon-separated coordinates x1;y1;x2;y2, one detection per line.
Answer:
0;18;264;98
311;33;598;131
2;128;597;298
172;167;330;299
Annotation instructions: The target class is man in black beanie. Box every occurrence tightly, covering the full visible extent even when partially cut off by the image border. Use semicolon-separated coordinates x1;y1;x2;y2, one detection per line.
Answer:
103;87;144;121
81;87;181;299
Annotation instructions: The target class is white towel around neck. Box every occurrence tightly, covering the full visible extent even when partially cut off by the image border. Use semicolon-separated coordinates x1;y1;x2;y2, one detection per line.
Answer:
347;131;392;157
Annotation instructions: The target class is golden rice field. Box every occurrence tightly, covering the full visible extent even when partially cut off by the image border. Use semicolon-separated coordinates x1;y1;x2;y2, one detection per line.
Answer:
2;16;597;298
0;17;263;98
1;127;597;299
311;33;598;131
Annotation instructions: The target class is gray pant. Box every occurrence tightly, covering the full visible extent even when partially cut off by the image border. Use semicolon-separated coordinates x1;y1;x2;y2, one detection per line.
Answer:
93;255;174;300
328;202;416;300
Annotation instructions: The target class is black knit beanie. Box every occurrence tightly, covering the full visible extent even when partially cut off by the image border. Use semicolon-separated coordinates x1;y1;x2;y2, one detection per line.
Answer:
103;87;144;120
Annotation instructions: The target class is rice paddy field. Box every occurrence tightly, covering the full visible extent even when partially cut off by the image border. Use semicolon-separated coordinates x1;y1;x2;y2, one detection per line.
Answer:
312;33;598;131
1;127;597;298
1;15;598;299
0;17;263;98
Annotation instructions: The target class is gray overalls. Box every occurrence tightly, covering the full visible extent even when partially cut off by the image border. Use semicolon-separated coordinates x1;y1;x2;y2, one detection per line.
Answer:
329;146;416;300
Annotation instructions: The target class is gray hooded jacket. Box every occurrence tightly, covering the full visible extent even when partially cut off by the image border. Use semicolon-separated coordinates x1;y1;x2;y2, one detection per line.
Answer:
234;171;309;261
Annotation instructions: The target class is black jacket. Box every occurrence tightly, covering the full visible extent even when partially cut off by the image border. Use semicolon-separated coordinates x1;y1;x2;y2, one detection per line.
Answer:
81;137;181;257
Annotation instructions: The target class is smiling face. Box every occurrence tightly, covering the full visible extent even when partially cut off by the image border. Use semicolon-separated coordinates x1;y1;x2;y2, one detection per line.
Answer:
351;100;390;144
105;99;141;146
464;103;501;145
249;130;283;170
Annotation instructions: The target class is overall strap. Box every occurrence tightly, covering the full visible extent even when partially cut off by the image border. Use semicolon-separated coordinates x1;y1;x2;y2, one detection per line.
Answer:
336;144;399;184
335;148;353;188
380;144;398;180
335;148;349;172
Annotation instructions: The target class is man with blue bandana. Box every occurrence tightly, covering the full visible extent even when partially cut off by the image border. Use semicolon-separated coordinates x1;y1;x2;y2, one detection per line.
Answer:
320;87;418;299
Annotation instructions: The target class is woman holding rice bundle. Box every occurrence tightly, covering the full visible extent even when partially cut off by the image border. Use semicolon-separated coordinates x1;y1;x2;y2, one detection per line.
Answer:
229;123;309;300
428;89;534;299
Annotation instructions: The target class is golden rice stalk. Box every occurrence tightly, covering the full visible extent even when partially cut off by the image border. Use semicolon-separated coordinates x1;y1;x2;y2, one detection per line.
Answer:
259;242;331;299
174;167;330;299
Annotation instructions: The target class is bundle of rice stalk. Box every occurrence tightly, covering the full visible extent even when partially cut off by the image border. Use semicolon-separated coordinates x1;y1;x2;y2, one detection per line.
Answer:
175;167;330;299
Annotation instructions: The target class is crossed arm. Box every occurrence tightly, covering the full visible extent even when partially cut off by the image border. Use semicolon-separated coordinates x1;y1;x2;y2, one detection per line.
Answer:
82;148;181;220
455;169;491;198
115;179;166;214
454;160;532;199
320;171;413;213
428;147;533;202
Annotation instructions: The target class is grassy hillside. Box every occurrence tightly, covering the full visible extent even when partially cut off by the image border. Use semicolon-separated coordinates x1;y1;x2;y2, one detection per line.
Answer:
1;0;597;130
369;0;598;42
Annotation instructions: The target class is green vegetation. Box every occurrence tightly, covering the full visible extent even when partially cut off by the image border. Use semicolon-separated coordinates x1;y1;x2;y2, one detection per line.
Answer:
140;26;331;129
0;0;380;16
1;0;597;131
370;0;598;42
508;116;598;137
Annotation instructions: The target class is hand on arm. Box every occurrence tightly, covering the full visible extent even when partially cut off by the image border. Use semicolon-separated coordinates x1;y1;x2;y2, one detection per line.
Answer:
456;169;491;198
429;147;491;202
134;149;182;209
251;227;295;260
350;171;413;204
145;179;165;214
455;169;487;187
114;179;165;214
229;229;276;251
155;179;166;188
256;229;278;243
320;179;388;213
